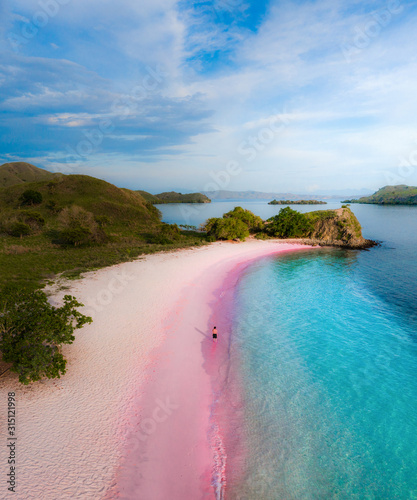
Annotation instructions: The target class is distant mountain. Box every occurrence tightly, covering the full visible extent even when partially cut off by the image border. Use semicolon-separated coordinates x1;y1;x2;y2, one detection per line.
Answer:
0;162;59;188
137;190;211;204
343;185;417;205
202;190;367;201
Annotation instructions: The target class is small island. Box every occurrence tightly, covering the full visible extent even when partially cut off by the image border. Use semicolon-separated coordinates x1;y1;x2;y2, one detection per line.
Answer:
269;199;327;205
343;185;417;205
137;190;211;204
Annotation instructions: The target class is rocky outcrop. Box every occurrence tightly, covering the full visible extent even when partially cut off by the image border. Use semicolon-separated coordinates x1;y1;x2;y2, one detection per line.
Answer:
307;207;376;248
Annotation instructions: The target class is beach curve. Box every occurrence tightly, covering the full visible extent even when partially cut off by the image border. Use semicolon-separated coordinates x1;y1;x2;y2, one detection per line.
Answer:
0;240;316;500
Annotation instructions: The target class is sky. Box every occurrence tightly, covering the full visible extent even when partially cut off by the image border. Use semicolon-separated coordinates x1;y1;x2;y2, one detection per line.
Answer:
1;0;417;194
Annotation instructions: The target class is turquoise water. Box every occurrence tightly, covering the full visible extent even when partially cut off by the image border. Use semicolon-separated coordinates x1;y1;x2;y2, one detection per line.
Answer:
227;249;417;499
158;201;417;498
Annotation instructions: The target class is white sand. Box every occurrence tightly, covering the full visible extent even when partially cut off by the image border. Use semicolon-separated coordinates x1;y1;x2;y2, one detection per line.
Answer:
0;240;314;499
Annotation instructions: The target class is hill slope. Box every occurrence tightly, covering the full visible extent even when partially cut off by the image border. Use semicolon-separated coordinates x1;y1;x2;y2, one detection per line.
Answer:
343;185;417;205
0;175;208;290
0;162;59;188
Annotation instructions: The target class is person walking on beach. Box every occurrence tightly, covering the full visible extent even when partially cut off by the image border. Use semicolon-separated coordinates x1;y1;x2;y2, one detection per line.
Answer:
212;326;218;341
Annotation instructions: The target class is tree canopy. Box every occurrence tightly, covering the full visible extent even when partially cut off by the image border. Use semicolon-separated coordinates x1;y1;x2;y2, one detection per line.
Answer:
0;289;92;384
266;207;313;237
202;206;264;241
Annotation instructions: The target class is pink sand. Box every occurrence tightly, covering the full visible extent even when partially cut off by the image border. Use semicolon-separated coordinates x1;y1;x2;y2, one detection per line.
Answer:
0;240;315;499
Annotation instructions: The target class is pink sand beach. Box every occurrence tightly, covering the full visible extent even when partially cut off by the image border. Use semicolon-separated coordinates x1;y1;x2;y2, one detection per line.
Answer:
0;240;315;499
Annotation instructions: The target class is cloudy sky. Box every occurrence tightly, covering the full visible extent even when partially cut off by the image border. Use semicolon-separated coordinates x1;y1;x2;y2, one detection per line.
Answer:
1;0;417;194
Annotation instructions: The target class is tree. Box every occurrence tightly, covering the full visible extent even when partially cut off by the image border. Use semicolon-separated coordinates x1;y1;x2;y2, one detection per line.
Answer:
203;216;249;240
224;207;264;232
8;222;31;238
0;289;92;384
19;190;43;206
58;205;103;246
266;207;313;237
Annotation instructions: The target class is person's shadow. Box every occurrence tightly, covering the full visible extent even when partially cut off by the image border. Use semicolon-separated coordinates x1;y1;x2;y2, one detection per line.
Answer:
195;327;217;375
195;327;211;339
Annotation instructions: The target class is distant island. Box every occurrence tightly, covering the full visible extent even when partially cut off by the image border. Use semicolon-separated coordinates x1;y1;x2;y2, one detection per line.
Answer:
202;189;370;201
343;185;417;205
137;190;211;204
269;199;327;205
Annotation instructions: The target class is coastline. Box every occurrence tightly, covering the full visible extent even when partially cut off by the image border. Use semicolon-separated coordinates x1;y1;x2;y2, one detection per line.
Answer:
0;240;317;499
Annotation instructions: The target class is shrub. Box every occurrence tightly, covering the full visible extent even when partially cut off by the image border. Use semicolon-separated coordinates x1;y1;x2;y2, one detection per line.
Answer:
0;289;92;384
204;217;249;241
144;223;181;245
224;207;264;232
19;210;45;230
19;190;43;206
58;205;103;246
266;207;313;238
8;222;31;238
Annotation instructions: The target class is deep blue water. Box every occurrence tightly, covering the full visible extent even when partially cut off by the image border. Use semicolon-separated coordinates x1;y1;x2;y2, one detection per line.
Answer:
159;201;417;498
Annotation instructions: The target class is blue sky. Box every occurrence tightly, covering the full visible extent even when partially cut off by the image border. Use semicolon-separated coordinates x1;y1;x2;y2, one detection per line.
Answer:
1;0;417;193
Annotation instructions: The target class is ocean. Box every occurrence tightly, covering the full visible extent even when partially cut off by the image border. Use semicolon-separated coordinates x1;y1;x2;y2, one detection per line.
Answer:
158;201;417;499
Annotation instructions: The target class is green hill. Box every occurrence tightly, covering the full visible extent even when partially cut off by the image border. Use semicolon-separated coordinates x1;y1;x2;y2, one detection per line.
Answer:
0;174;208;290
155;191;211;203
0;162;59;188
135;190;211;204
343;185;417;205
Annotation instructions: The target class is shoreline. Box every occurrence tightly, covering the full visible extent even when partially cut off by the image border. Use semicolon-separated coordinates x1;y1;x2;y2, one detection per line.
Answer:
0;240;318;499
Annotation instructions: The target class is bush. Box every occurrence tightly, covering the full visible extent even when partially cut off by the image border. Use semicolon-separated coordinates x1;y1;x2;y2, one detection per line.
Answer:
0;289;92;384
204;217;249;241
8;222;31;238
19;190;43;206
58;205;104;246
266;207;313;238
224;207;264;233
144;223;181;245
19;210;45;230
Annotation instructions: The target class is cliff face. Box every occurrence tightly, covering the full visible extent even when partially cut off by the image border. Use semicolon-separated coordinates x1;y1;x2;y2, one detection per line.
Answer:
307;207;375;248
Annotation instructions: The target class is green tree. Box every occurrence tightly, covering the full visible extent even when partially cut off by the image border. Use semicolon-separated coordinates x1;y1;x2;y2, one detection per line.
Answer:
8;222;31;238
19;190;43;206
224;207;264;232
0;289;92;384
204;216;249;240
266;207;313;237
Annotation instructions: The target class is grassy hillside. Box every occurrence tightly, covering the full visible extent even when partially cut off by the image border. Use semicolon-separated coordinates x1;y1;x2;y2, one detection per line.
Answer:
343;185;417;205
0;175;208;291
0;162;59;188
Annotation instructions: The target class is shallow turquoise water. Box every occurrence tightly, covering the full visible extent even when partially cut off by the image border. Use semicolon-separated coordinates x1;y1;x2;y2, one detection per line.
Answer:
227;249;417;499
